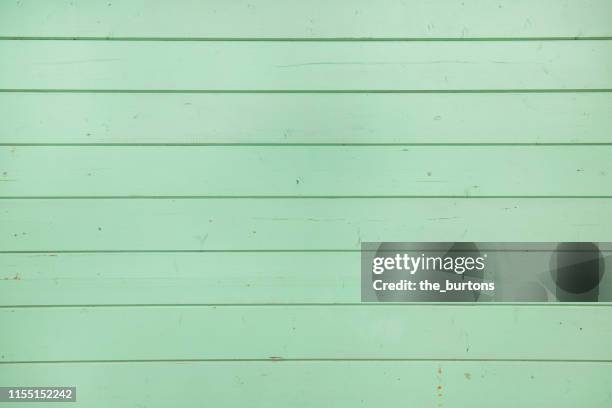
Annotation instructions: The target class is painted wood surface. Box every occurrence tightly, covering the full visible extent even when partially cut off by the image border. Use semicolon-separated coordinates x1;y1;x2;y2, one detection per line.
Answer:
1;362;611;408
1;0;611;39
1;41;611;90
2;252;612;306
1;199;611;251
2;93;611;144
1;2;611;407
1;146;611;196
1;306;611;361
3;251;612;306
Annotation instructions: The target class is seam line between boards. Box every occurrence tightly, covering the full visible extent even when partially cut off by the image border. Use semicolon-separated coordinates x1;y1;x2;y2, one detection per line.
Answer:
1;303;611;308
1;36;612;42
1;89;612;94
1;358;611;365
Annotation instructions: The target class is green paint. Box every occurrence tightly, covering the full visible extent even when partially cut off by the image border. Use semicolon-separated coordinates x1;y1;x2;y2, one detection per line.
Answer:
1;1;611;406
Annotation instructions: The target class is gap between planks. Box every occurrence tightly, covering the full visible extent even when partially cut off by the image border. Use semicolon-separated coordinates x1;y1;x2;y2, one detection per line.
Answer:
1;36;612;42
1;358;612;365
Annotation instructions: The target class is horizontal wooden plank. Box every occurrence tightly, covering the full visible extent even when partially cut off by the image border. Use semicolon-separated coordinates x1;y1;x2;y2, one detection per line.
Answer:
1;93;611;144
2;361;611;408
2;252;611;306
1;41;611;90
2;146;611;196
1;0;612;39
1;306;611;361
0;252;357;305
0;199;610;251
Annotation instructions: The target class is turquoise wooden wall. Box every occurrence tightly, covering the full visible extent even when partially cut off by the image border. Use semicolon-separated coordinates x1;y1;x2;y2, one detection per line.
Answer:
1;1;612;406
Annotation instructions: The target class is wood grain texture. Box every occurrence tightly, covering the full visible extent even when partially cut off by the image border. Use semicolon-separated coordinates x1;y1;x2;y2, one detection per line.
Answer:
1;146;611;197
0;252;357;305
1;361;611;408
1;41;611;90
2;2;611;406
5;253;612;309
1;0;611;38
1;306;611;361
1;199;610;251
1;93;611;145
2;252;611;306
